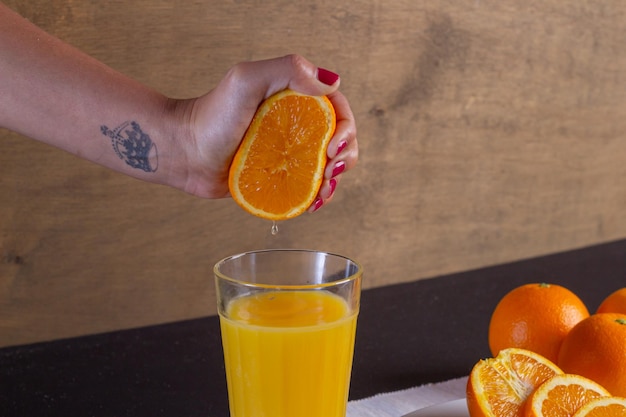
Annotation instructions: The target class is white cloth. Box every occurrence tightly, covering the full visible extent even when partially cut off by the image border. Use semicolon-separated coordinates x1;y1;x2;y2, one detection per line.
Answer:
347;376;467;417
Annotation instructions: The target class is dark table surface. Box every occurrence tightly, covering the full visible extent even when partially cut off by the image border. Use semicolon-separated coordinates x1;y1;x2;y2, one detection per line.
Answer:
2;239;626;417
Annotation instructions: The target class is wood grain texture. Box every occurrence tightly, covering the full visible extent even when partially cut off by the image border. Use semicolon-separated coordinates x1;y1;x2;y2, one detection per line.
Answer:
2;0;626;347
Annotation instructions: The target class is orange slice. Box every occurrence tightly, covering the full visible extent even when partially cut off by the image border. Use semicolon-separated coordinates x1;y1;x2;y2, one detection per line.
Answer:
228;89;336;220
524;374;611;417
572;397;626;417
467;348;563;417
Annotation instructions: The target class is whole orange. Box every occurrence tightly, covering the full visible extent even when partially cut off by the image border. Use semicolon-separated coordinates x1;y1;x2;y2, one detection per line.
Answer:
597;288;626;314
557;313;626;396
488;283;589;363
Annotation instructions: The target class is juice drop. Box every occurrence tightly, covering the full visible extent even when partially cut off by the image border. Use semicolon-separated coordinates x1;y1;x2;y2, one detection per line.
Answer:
271;221;279;236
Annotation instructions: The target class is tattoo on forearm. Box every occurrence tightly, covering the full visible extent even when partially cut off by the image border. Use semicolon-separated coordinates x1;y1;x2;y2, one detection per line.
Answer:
100;121;158;173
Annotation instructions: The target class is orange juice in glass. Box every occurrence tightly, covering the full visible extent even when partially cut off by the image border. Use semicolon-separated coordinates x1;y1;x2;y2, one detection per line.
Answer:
215;249;362;417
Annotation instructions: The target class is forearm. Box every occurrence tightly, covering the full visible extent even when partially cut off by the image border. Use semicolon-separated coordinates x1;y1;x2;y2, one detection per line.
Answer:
0;3;190;188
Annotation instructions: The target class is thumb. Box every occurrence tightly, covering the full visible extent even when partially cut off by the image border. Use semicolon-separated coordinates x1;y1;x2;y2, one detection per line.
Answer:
275;54;341;96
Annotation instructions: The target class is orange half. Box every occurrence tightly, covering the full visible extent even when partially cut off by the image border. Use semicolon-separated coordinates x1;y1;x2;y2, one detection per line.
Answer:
467;348;563;417
228;89;336;220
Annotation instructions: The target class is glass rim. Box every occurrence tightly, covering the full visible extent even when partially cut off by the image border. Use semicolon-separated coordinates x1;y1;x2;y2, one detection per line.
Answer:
213;248;363;290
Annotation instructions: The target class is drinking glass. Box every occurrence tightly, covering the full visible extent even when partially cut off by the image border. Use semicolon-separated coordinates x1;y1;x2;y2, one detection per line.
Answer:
215;249;362;417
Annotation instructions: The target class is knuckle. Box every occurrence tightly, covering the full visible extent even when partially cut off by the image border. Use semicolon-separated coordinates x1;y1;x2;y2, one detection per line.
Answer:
284;54;312;76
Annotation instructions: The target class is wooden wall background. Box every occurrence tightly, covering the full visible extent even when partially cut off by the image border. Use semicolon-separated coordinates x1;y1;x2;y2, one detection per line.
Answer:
2;0;626;347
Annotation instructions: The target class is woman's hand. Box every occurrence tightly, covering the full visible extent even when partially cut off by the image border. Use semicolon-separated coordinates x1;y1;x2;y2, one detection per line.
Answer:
175;54;358;212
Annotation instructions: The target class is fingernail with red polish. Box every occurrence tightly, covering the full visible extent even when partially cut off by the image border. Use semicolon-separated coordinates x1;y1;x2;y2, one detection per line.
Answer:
311;197;324;212
331;161;346;178
317;68;339;86
326;178;337;199
336;140;347;155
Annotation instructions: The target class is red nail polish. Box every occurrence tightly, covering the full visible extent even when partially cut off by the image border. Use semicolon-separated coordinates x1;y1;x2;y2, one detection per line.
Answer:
336;140;347;155
327;178;337;199
331;161;346;178
317;68;339;86
311;197;324;212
